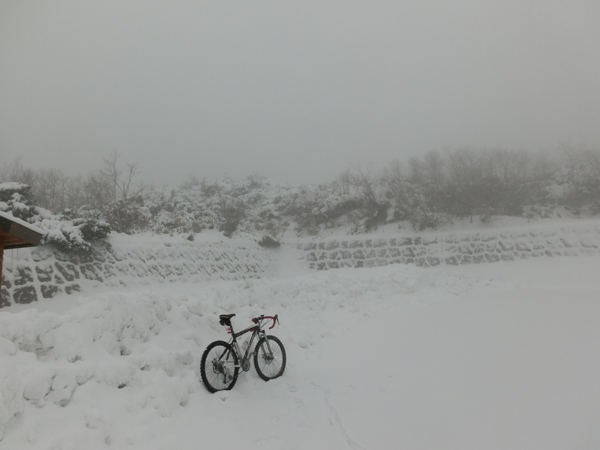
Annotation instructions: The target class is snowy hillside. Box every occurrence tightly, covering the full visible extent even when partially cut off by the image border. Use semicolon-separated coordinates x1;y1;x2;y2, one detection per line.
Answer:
0;252;599;448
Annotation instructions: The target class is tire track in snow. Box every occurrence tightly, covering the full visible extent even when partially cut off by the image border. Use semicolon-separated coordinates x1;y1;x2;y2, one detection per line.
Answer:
312;382;367;450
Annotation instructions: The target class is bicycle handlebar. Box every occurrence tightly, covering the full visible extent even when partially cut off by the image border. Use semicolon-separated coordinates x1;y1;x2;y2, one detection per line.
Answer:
252;314;279;329
265;315;278;329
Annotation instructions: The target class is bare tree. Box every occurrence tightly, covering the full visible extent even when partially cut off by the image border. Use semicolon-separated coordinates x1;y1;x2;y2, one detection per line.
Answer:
82;150;146;232
347;163;389;230
63;175;87;214
337;168;352;198
381;159;412;221
35;169;70;213
402;152;452;229
446;148;486;219
0;156;37;186
349;163;379;207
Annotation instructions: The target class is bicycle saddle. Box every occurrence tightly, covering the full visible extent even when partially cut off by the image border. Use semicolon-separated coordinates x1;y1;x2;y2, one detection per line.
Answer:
219;314;236;326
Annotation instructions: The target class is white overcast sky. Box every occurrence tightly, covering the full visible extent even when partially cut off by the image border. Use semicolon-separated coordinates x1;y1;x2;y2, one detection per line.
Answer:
1;0;599;187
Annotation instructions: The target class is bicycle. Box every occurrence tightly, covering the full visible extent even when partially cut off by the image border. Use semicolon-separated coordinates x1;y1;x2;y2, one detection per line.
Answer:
200;313;286;393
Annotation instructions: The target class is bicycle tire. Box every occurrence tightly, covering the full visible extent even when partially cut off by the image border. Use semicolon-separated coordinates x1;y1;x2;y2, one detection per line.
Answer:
201;340;239;393
253;335;286;381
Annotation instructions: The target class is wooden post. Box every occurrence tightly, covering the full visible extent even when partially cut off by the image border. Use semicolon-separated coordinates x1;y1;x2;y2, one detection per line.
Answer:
0;240;4;293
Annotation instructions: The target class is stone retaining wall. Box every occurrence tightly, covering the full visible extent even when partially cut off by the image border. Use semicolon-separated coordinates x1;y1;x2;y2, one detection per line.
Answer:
3;221;600;307
0;236;277;307
296;222;600;270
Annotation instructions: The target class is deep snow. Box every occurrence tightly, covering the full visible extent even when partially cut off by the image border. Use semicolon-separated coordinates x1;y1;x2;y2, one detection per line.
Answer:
0;254;599;449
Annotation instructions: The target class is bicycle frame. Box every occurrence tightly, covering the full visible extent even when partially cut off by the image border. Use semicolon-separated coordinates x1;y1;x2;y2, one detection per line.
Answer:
224;315;278;368
201;314;285;392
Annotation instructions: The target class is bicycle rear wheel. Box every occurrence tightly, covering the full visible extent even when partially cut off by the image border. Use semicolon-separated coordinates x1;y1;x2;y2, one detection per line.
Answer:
254;335;286;381
201;340;239;393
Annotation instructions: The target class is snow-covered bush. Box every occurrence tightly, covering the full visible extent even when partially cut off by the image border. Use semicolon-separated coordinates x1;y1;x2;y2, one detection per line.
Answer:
40;217;110;253
0;182;36;221
258;235;281;249
0;182;111;253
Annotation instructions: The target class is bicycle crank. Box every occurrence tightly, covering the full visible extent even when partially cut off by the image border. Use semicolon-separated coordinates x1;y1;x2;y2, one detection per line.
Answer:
240;357;251;372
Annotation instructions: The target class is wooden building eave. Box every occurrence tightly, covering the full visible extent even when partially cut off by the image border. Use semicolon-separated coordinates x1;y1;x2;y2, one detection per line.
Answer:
0;213;44;249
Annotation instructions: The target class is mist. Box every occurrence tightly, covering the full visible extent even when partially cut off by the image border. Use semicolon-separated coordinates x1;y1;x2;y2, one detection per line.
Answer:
1;0;599;187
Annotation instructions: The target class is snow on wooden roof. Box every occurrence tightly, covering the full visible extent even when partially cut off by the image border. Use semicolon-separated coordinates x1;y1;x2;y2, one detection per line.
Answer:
0;210;44;249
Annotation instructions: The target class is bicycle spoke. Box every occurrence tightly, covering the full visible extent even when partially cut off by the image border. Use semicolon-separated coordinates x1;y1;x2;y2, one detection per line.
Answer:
255;338;285;378
201;341;239;392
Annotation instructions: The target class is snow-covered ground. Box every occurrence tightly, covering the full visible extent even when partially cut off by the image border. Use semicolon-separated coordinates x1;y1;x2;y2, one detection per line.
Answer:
0;254;599;449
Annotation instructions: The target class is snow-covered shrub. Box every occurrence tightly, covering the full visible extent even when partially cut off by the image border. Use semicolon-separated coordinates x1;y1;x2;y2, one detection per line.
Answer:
40;217;111;253
0;182;36;221
258;235;281;249
219;200;245;238
0;182;111;253
74;218;111;242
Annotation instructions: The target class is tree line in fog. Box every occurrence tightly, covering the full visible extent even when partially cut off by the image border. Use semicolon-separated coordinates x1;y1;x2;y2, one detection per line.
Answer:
2;145;600;243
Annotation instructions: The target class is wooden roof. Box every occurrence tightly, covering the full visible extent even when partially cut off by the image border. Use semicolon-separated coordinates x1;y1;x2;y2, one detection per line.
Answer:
0;212;44;249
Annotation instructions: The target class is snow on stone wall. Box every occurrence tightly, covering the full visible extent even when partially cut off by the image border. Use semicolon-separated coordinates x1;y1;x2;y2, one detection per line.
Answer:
296;220;600;270
2;221;600;307
0;234;278;307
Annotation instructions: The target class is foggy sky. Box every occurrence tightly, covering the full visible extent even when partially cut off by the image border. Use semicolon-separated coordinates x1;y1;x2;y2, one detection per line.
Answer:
1;0;599;187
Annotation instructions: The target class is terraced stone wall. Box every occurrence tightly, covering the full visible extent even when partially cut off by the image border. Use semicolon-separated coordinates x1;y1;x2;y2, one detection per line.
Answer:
0;237;277;307
296;222;600;270
3;221;600;307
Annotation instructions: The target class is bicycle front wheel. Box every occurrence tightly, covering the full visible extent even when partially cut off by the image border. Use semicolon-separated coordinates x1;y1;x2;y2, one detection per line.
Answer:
201;340;239;393
254;335;286;381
